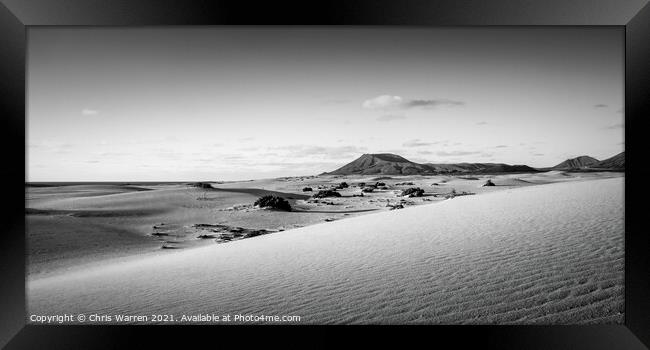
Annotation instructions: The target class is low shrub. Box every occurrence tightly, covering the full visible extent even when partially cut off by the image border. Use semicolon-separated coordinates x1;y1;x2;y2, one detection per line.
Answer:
483;180;496;187
401;187;424;197
190;182;213;189
387;203;404;210
313;190;342;198
254;195;292;211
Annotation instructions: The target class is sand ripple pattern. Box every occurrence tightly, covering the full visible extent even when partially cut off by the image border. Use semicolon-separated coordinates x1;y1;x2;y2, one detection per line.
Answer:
28;178;624;324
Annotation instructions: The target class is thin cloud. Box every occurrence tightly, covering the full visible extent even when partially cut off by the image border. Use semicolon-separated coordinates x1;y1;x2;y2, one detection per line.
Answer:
322;99;352;105
362;95;464;110
594;104;608;108
29;141;74;154
604;123;624;130
404;99;464;108
82;108;99;116
272;145;366;159
436;150;481;157
403;139;437;147
494;145;508;148
238;146;260;151
98;151;128;157
377;114;407;122
476;121;488;125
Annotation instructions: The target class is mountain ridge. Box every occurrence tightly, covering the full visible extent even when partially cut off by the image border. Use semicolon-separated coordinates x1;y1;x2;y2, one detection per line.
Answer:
590;152;624;170
323;152;625;176
553;155;600;169
324;153;539;175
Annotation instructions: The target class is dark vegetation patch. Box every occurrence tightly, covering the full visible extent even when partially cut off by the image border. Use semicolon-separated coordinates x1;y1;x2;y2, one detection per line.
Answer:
313;190;342;198
401;187;425;197
254;195;292;211
189;182;214;189
192;223;275;243
335;182;349;189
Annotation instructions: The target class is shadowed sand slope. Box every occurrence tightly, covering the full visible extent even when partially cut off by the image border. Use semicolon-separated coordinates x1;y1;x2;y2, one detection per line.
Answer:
28;178;624;324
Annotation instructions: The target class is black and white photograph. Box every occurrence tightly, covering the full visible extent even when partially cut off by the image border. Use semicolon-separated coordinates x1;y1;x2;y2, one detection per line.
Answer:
25;27;625;325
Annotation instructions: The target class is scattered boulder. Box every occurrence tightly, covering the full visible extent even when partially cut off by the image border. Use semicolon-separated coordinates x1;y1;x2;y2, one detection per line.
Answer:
313;190;342;198
357;182;366;188
375;182;386;187
337;182;349;189
302;187;313;192
443;189;477;199
253;195;292;211
401;187;425;197
388;203;404;210
395;182;414;186
483;179;496;187
361;187;374;193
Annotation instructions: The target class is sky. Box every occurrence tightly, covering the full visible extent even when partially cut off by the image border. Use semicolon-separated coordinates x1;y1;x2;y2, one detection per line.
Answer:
27;27;624;181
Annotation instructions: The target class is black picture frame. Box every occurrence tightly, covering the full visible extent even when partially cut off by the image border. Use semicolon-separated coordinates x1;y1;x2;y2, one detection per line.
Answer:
1;1;649;349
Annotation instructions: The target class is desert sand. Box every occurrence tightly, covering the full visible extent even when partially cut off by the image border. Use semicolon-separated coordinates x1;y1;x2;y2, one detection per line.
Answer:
27;175;624;324
26;171;620;277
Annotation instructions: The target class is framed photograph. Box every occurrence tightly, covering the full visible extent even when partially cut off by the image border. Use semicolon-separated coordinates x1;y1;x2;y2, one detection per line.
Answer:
1;0;649;348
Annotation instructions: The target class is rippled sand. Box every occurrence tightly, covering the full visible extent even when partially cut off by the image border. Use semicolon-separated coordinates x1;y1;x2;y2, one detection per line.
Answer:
28;177;624;324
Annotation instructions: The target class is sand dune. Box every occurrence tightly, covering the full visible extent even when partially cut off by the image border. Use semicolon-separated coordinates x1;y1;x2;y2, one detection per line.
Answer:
28;177;624;324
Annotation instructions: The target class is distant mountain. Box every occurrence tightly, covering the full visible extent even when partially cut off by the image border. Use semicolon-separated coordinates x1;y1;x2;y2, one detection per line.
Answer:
324;153;433;175
323;153;539;175
553;155;599;170
589;152;624;170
